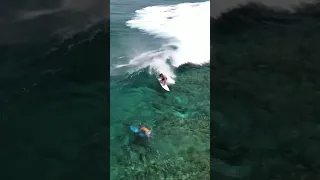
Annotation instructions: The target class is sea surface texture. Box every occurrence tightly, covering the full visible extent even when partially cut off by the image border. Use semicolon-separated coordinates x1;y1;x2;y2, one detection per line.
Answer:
212;0;320;179
0;0;109;179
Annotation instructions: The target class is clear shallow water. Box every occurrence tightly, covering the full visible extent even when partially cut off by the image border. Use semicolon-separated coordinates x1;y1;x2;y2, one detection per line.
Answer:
110;0;210;179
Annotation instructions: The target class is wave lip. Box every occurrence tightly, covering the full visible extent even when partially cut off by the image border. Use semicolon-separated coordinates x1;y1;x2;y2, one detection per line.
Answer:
126;1;210;68
113;1;209;84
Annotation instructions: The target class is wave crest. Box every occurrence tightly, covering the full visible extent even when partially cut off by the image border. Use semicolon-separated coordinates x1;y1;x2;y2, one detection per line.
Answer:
113;1;210;83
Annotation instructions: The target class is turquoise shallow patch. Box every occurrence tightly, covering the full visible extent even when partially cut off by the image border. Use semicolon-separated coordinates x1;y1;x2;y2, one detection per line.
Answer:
173;111;189;118
175;96;182;104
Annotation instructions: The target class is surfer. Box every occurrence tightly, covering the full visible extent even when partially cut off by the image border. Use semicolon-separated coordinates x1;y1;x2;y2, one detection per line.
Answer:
159;73;167;85
138;125;152;139
127;124;152;145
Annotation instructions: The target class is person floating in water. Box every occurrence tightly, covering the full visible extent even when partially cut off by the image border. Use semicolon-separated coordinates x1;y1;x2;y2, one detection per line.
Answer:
159;73;167;85
129;124;152;145
139;125;151;138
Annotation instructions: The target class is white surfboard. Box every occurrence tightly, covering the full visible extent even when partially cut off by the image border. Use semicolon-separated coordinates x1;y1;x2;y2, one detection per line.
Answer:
158;78;170;91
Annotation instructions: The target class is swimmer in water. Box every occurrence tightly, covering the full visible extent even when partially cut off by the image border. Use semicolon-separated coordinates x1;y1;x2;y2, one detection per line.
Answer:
138;125;151;143
128;124;152;146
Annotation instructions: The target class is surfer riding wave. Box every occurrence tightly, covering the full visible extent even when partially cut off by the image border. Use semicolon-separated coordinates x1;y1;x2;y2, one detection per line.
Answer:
159;73;167;85
111;1;209;88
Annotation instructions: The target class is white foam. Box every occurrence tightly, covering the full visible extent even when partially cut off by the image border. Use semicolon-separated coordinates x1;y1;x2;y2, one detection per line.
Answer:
113;1;209;83
114;48;177;84
126;1;210;67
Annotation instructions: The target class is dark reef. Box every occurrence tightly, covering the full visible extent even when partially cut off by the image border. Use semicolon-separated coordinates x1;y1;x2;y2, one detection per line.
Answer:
211;2;320;179
0;21;110;180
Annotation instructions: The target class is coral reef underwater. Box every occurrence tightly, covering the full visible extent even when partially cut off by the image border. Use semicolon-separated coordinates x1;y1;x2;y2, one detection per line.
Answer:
111;65;210;180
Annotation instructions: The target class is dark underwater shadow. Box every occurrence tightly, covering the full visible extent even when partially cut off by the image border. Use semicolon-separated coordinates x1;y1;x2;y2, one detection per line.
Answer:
211;1;320;179
0;21;110;180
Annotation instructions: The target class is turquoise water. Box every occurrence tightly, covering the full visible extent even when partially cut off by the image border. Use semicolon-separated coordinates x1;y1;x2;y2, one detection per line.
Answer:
110;0;210;179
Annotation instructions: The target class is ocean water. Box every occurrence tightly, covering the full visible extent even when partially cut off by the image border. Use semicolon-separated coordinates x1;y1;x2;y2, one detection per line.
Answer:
0;16;109;180
0;0;209;179
110;0;210;179
211;1;320;179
